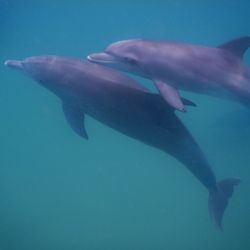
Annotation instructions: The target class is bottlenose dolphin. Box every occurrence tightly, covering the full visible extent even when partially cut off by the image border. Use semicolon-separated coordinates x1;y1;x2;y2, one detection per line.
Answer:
5;56;240;228
87;35;250;111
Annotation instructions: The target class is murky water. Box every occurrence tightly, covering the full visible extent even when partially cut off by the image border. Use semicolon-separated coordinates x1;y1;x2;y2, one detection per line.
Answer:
1;1;250;249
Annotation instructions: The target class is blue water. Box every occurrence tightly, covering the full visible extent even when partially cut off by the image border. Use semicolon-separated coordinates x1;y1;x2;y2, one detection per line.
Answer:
1;1;250;249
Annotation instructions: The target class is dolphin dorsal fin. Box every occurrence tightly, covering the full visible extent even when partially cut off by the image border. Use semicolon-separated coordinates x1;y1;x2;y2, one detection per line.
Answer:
218;35;250;58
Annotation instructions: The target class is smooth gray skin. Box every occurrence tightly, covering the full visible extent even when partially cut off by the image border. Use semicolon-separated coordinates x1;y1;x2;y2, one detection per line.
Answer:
5;56;240;228
87;36;250;111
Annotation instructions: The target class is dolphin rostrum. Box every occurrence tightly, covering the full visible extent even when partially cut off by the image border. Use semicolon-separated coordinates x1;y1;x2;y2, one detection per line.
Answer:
5;56;240;228
87;35;250;111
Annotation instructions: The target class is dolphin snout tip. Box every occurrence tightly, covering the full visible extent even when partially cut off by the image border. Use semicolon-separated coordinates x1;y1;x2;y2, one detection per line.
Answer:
4;60;11;66
87;54;100;62
87;55;93;61
87;52;116;64
4;59;23;70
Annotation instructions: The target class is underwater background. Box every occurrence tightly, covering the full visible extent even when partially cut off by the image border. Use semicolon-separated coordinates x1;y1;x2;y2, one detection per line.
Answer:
1;0;250;249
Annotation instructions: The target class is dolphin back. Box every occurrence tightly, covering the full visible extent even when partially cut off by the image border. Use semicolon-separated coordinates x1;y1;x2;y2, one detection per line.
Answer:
81;60;150;93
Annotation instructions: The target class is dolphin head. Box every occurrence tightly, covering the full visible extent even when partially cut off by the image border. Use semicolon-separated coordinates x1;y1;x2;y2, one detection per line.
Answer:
4;56;83;100
4;56;69;94
5;56;59;81
87;39;149;77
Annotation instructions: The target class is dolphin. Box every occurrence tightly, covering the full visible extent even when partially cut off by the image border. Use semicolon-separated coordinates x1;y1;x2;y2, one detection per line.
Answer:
87;35;250;112
5;56;240;228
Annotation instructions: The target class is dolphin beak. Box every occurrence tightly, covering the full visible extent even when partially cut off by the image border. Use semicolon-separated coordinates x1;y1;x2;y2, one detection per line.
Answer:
87;52;116;64
4;60;24;70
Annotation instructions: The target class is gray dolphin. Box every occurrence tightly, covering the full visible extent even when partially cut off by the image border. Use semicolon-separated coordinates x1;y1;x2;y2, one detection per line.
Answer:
5;56;240;228
87;36;250;111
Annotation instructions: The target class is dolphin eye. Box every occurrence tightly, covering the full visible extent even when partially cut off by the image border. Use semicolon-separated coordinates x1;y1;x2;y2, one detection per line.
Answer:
124;57;137;65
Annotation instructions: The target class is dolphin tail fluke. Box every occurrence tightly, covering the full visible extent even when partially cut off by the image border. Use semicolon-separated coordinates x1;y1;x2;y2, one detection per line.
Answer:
208;177;241;229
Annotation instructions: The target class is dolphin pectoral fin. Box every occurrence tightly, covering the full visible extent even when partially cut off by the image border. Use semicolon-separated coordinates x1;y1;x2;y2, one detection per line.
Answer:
218;35;250;58
62;103;89;139
154;80;186;112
